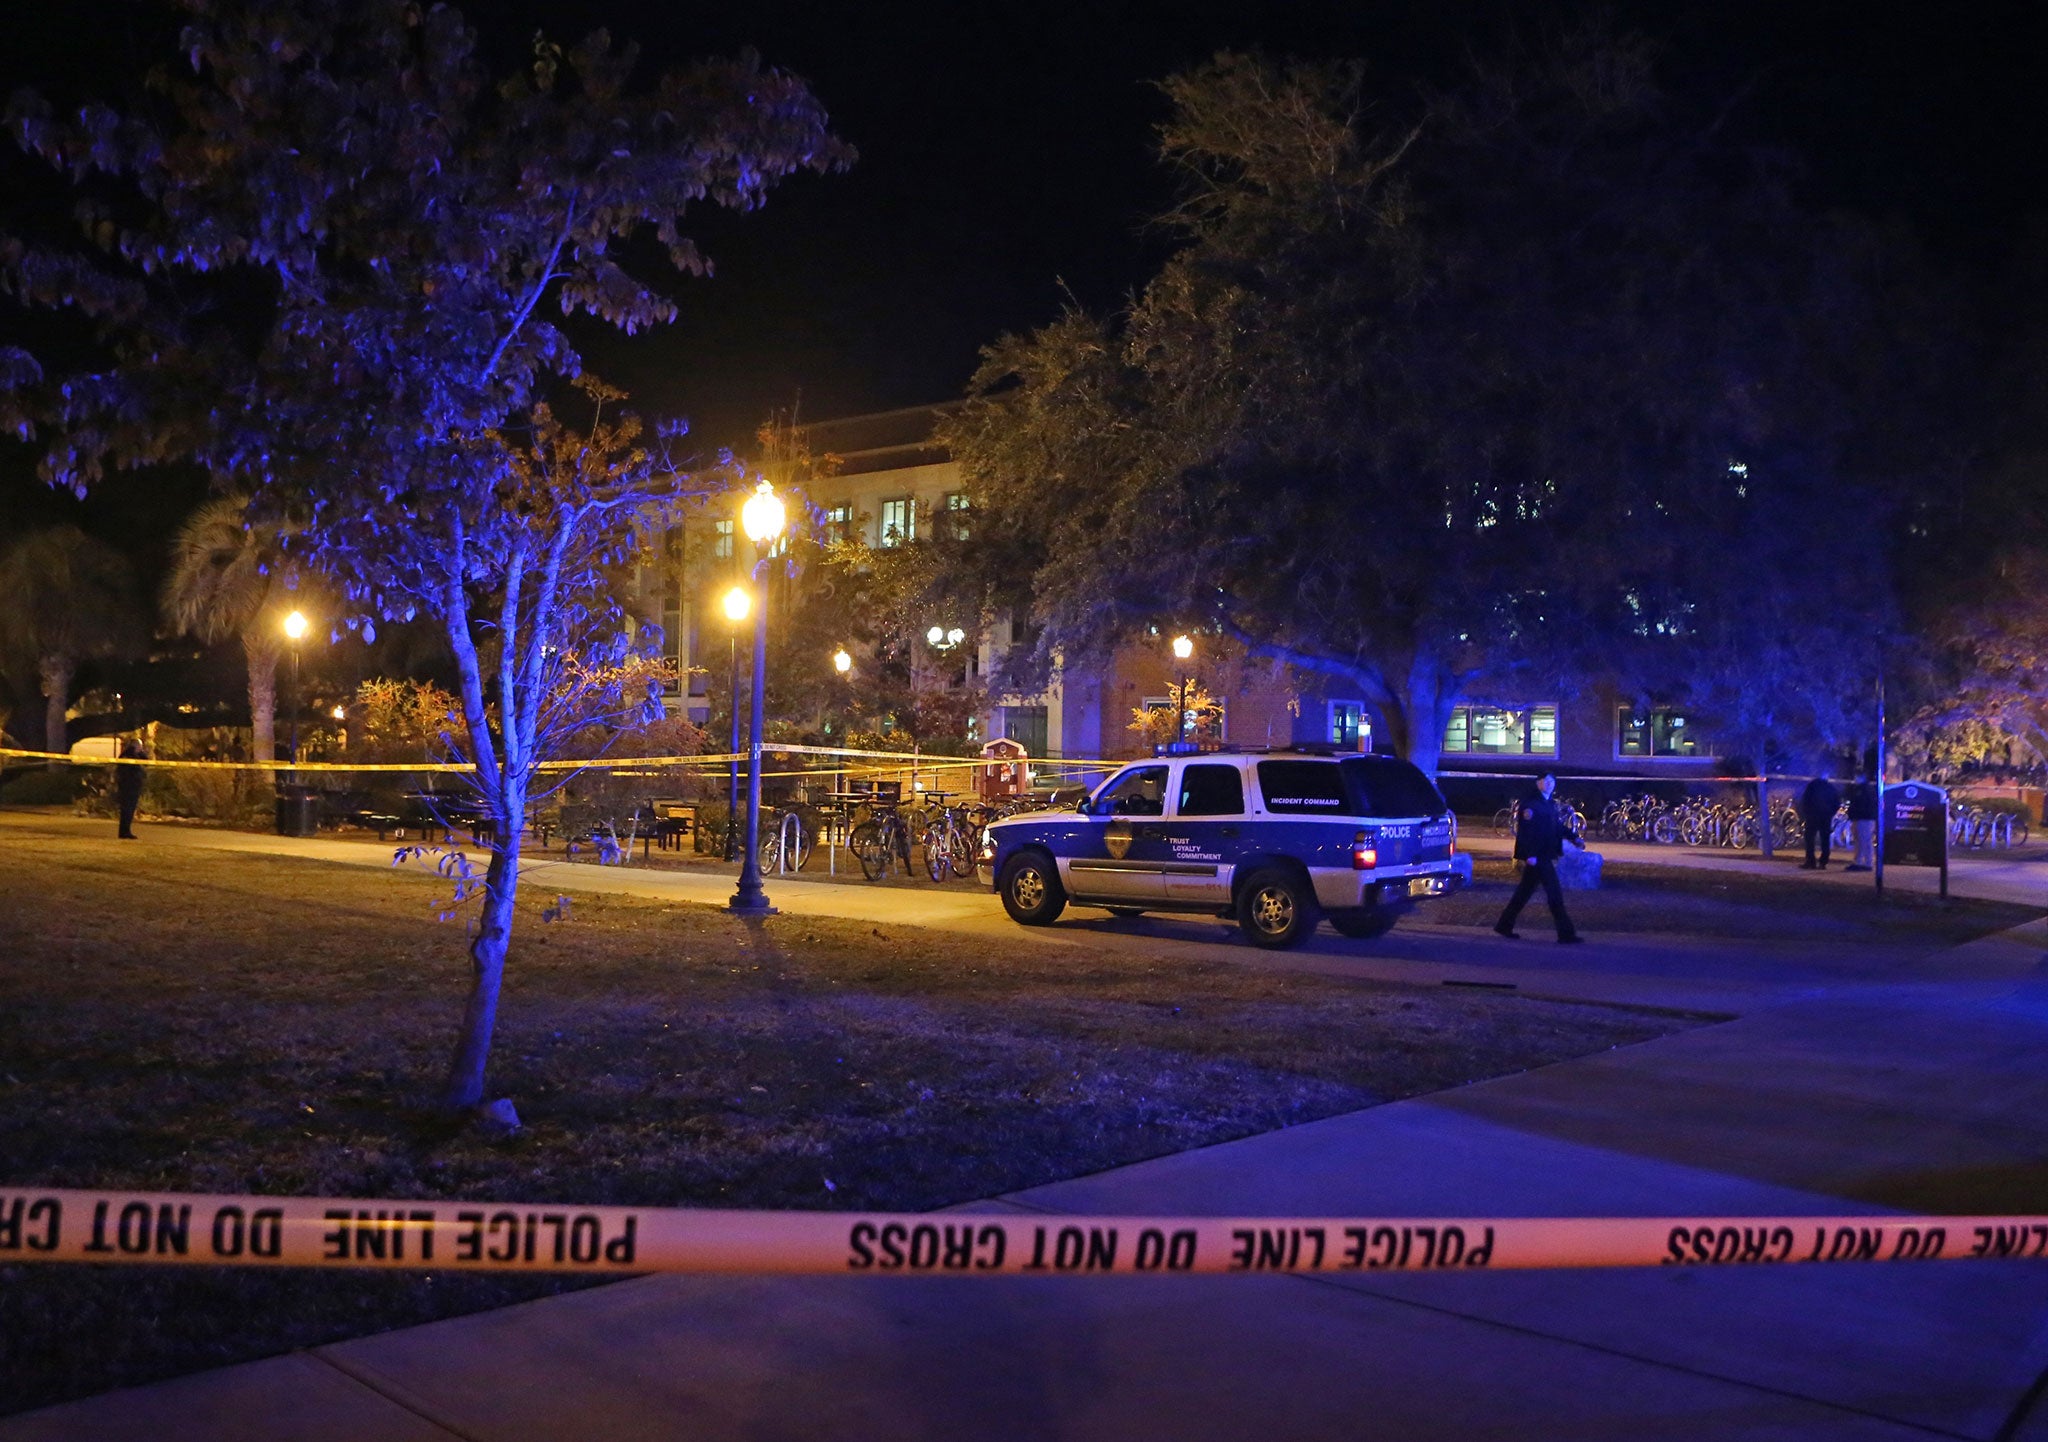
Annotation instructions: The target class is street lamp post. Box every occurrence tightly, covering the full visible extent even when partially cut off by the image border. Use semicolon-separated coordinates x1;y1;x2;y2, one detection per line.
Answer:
721;585;751;862
730;479;785;916
1171;634;1195;742
283;609;309;772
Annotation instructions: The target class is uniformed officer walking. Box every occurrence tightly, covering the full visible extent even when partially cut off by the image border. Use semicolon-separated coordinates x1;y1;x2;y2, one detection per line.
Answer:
1494;772;1585;944
115;735;147;839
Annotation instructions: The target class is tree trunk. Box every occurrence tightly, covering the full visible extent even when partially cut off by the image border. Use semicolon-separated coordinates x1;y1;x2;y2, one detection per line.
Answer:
244;638;279;764
443;828;520;1111
1399;653;1453;777
39;655;73;767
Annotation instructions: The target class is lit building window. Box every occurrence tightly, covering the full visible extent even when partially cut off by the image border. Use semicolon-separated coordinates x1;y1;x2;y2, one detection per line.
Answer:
825;503;854;545
1329;701;1367;749
1617;706;1706;758
942;491;971;539
1442;705;1557;757
880;497;914;547
712;519;734;561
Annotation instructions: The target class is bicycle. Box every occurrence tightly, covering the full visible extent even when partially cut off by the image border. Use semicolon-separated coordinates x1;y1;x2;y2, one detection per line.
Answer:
1496;797;1587;841
849;798;915;881
921;801;980;883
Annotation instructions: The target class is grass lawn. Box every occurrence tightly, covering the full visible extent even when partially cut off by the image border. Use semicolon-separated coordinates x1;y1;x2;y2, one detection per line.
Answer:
0;829;1692;1416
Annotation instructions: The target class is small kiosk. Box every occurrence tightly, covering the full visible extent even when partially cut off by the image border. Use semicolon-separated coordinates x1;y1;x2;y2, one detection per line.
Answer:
978;738;1030;801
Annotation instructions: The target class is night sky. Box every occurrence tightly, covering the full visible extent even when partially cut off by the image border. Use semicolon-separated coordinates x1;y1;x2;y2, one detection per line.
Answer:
3;0;2045;586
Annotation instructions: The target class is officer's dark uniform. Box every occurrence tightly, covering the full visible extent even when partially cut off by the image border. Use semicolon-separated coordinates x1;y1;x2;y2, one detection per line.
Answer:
1800;776;1841;869
1495;792;1582;942
115;738;146;839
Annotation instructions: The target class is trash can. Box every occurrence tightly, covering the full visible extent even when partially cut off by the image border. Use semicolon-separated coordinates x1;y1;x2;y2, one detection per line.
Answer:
275;786;320;837
1557;848;1604;890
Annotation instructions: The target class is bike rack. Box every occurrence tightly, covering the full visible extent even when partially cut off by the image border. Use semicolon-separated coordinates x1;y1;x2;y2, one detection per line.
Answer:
777;811;803;875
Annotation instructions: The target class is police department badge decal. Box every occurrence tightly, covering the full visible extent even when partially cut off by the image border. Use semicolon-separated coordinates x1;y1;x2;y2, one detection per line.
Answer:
1104;821;1133;861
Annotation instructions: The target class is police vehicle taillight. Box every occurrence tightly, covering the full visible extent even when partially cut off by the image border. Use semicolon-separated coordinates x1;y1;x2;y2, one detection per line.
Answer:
1352;830;1377;870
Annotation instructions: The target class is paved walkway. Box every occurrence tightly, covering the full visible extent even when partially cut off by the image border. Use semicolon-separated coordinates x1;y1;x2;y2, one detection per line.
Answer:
1460;830;2048;908
6;810;2048;1438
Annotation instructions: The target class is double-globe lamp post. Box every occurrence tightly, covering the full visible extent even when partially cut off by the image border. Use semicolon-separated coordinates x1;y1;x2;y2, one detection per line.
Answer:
721;584;751;862
729;479;785;916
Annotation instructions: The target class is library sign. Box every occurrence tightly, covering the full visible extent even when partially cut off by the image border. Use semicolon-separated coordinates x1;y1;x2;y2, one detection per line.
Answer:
1881;782;1948;895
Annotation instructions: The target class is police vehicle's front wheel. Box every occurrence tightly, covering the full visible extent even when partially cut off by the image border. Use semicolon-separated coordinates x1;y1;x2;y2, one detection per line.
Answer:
1237;867;1318;949
999;850;1067;926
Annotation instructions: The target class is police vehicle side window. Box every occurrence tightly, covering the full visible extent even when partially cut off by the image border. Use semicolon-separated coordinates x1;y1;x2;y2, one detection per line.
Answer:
1256;760;1350;815
1341;756;1447;818
1095;765;1169;817
1177;764;1244;817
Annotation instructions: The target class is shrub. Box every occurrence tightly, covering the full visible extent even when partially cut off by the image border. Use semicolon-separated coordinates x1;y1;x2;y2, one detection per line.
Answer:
0;767;87;806
142;727;272;825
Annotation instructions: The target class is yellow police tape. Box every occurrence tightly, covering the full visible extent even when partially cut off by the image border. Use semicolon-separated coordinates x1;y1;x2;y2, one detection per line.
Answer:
2;1187;2040;1276
0;745;1118;778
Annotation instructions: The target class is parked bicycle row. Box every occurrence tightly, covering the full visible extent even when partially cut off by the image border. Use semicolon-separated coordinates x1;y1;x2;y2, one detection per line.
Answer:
713;787;1064;883
1490;790;2030;851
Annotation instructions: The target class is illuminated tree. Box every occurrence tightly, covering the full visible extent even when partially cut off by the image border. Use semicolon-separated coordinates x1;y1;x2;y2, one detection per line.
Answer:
949;39;1908;770
0;0;847;1112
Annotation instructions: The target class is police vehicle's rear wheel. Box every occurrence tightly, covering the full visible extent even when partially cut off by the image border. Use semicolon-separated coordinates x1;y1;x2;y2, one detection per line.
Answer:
1105;906;1145;919
999;850;1067;926
1328;905;1396;939
1237;867;1317;949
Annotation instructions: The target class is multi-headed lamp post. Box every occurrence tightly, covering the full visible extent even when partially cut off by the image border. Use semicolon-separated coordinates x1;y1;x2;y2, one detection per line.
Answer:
1171;634;1195;742
283;609;310;770
721;585;751;862
730;479;785;915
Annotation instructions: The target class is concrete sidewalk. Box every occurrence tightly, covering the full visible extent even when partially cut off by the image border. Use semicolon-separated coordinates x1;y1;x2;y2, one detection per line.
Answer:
9;964;2048;1440
1460;829;2047;908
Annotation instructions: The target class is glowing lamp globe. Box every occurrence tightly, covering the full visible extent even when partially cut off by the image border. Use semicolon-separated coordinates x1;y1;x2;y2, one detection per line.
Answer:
283;610;309;641
926;625;945;645
721;586;751;623
1171;634;1194;661
740;479;786;545
833;648;853;674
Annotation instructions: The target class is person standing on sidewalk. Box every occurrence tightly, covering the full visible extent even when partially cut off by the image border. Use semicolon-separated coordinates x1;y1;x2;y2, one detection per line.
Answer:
1799;771;1841;870
114;736;147;840
1495;772;1585;944
1843;774;1877;872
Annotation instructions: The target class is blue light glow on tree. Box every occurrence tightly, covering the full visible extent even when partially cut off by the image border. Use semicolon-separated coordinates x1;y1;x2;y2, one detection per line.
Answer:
0;0;849;1112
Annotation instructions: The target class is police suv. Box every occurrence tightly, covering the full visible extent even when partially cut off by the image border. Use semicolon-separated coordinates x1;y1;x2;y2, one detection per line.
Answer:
986;747;1458;949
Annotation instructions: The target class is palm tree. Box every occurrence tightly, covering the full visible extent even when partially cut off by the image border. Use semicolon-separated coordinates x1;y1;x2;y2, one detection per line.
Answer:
161;495;311;763
0;525;144;758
